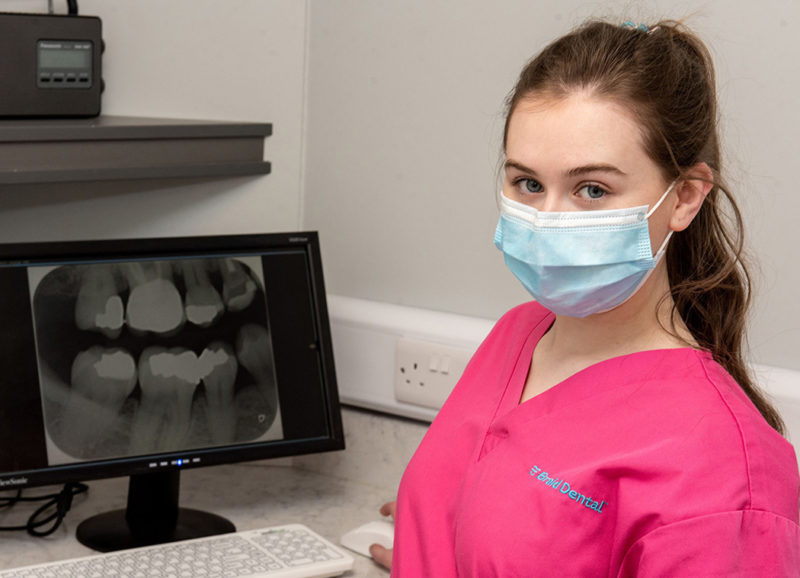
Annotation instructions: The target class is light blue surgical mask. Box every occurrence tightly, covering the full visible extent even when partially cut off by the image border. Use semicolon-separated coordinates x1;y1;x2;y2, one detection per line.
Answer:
494;183;675;318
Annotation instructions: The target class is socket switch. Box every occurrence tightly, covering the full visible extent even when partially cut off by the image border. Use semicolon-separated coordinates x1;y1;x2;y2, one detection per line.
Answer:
395;337;474;410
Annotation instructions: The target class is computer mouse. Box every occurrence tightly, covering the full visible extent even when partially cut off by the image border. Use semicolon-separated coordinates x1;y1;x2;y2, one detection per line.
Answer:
340;519;395;557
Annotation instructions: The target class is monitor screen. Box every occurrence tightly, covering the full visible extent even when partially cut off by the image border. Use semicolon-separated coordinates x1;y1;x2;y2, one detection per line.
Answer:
0;232;344;550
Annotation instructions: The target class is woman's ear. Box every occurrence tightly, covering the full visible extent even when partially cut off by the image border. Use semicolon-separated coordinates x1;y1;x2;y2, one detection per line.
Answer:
670;162;713;232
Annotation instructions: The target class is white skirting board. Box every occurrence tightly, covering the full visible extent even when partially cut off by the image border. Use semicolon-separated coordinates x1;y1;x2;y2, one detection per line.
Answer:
327;294;494;422
327;294;800;460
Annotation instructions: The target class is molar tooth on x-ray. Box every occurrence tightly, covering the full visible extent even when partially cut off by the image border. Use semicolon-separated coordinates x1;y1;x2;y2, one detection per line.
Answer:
74;265;125;339
124;261;186;334
60;346;138;456
221;259;258;312
130;347;200;454
236;324;278;425
200;342;238;444
182;260;225;328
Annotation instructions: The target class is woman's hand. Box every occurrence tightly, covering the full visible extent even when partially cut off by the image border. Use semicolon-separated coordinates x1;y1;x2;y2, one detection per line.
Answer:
368;501;396;569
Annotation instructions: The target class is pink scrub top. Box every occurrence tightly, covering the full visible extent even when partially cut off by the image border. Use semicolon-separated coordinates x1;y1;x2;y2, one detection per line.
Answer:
394;302;800;576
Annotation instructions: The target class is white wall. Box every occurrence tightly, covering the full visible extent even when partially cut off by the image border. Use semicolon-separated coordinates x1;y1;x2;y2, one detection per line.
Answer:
0;1;796;372
0;0;307;240
304;0;800;371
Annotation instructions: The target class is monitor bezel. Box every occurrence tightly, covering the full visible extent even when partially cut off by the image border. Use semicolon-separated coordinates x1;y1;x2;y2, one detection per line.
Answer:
0;231;344;491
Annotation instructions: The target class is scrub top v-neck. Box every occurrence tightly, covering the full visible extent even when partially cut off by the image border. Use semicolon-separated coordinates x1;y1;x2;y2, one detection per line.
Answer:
393;301;800;577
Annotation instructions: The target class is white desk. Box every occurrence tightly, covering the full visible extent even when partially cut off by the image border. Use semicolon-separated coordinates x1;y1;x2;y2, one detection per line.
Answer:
0;460;390;576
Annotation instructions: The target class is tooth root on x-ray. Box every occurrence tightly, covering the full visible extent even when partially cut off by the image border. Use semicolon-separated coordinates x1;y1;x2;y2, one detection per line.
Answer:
236;323;278;423
130;346;200;454
124;261;186;334
60;346;137;456
182;259;225;328
74;264;125;339
221;259;257;312
200;342;238;444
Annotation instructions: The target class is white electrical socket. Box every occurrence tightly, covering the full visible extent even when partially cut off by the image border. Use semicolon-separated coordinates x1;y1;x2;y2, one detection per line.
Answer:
395;338;474;410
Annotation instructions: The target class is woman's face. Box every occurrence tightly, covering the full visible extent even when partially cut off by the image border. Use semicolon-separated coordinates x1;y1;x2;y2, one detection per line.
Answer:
503;92;675;248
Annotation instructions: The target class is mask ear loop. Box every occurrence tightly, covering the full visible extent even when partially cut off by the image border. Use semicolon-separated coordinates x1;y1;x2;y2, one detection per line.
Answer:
653;230;674;257
646;179;679;257
645;179;678;219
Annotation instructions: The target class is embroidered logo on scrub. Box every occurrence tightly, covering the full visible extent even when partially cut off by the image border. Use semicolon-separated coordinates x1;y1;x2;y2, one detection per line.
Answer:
529;465;607;513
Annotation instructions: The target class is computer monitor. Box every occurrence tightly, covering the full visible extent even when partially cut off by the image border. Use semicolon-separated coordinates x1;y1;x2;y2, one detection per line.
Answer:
0;231;344;552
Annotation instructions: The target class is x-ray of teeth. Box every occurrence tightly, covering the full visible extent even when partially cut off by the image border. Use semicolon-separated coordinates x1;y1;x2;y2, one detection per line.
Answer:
181;260;225;328
221;259;258;312
200;342;239;444
74;264;125;339
236;323;279;424
58;346;138;454
28;256;283;465
124;261;187;335
130;346;201;455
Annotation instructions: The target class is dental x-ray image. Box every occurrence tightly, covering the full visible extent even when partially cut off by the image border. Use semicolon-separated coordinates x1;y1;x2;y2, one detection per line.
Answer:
28;256;283;465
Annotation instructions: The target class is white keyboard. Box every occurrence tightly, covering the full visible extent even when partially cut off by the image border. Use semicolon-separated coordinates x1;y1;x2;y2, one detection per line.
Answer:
0;524;355;578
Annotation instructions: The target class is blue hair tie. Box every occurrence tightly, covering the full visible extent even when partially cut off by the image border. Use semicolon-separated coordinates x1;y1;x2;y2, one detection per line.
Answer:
622;21;649;32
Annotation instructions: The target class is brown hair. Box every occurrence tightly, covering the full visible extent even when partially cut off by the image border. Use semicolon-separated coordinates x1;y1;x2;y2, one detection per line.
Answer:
503;20;785;434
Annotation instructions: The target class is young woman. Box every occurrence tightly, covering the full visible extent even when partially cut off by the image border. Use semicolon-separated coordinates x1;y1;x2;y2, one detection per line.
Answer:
372;20;800;576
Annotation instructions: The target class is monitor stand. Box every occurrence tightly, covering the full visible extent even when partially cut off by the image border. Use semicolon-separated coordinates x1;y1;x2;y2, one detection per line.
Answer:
76;470;235;552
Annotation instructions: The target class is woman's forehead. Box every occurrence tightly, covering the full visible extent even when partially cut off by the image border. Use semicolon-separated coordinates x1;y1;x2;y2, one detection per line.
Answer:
505;93;652;175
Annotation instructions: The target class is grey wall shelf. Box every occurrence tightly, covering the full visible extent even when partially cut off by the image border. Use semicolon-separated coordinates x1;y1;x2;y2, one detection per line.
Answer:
0;116;272;184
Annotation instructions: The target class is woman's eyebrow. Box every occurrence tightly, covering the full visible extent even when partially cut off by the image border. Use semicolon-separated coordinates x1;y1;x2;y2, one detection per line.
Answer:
566;164;627;177
504;160;538;175
504;160;626;177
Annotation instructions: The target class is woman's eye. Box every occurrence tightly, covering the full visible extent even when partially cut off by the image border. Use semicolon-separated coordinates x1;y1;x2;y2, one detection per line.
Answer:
517;179;543;194
577;184;607;200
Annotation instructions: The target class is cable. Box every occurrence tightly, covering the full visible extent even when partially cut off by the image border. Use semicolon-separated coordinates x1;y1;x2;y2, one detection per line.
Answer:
27;483;87;537
0;489;22;510
0;483;88;537
66;0;78;15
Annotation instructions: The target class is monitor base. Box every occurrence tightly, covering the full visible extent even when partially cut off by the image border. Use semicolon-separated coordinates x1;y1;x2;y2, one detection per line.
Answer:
76;470;235;552
76;507;235;552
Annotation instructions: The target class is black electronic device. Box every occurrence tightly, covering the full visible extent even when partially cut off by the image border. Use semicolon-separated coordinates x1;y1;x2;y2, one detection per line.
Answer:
0;11;102;117
0;232;344;551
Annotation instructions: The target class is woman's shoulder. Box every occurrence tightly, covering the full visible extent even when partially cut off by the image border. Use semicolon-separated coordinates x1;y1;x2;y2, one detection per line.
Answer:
696;354;798;511
646;349;799;521
617;353;800;572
